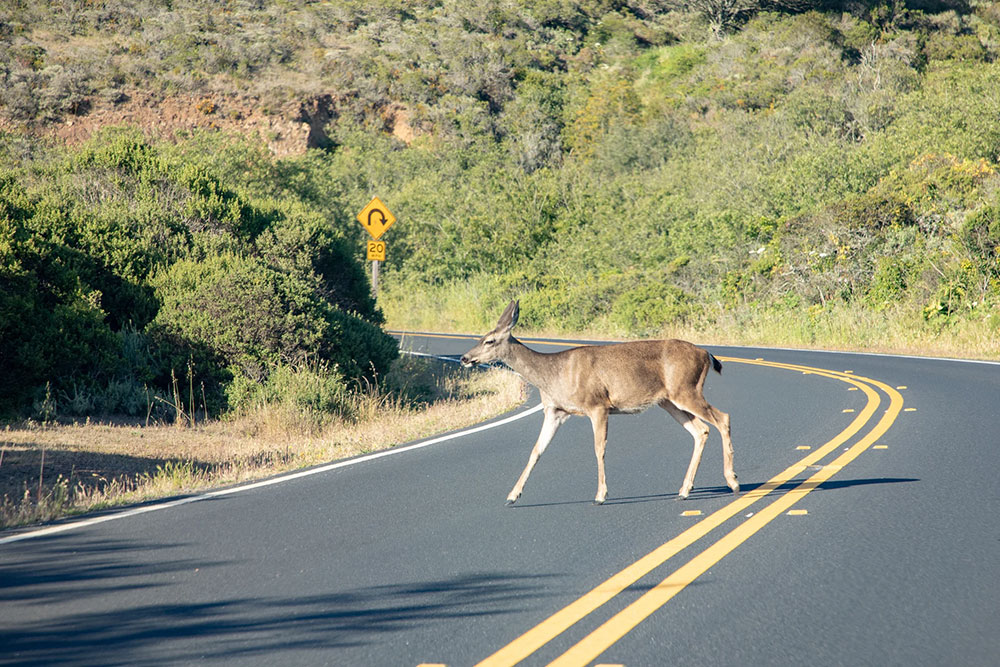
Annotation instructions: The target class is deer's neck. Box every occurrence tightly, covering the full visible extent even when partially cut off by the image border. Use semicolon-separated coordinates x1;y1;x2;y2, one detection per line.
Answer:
503;338;562;392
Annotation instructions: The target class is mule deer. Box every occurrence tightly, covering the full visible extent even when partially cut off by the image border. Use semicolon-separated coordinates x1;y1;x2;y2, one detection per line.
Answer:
460;300;738;505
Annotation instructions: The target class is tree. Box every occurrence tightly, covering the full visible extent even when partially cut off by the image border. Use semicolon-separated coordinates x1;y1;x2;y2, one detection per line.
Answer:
673;0;761;36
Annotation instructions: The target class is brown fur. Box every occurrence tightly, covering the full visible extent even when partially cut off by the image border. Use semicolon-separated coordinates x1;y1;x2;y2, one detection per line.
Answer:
461;300;738;504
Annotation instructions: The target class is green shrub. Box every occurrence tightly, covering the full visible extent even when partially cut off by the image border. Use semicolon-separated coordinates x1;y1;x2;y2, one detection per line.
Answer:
0;183;121;413
226;362;352;419
923;279;967;321
637;43;707;83
151;252;397;392
865;256;914;309
563;67;642;157
960;202;1000;275
254;205;382;324
611;282;699;336
875;62;1000;165
151;254;326;380
875;152;997;218
833;192;915;231
0;127;402;417
175;163;273;241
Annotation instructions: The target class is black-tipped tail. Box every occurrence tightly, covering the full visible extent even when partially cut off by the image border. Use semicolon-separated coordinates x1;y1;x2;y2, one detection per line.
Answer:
710;354;723;375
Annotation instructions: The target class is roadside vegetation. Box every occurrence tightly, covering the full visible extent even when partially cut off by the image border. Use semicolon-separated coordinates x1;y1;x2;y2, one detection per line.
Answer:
0;358;524;529
2;0;1000;524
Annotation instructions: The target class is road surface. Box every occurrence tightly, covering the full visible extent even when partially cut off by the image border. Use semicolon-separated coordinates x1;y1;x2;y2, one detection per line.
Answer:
2;332;998;666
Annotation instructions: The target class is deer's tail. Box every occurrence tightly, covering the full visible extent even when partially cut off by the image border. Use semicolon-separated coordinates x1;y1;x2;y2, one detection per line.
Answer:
710;354;723;375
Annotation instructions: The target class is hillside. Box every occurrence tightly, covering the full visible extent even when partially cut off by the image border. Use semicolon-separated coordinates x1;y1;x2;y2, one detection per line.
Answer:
3;0;1000;417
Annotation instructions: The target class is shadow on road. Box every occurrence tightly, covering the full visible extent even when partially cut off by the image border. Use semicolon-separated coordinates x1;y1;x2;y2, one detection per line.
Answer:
1;534;556;665
512;477;920;508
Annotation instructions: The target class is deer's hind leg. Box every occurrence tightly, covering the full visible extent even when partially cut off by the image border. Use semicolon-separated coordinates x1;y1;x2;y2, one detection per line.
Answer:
588;409;610;505
668;394;739;497
660;400;711;500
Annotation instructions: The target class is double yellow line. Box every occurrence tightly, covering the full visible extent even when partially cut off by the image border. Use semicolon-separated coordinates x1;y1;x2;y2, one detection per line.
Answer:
475;357;904;667
394;333;905;665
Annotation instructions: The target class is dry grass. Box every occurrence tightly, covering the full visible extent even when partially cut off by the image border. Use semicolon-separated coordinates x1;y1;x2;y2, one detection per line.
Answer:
0;358;526;530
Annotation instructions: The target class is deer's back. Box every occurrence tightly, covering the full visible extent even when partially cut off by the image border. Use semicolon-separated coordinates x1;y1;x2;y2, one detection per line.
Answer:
546;339;711;414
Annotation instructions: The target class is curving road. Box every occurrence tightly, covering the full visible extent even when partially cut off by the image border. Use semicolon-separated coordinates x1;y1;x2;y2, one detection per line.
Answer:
2;332;999;666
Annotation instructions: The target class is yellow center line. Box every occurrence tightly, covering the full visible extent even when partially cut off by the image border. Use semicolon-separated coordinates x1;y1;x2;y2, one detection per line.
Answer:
475;359;885;667
547;369;904;667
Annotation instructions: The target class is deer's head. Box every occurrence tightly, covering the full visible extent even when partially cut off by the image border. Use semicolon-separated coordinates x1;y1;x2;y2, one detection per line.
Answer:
460;300;519;368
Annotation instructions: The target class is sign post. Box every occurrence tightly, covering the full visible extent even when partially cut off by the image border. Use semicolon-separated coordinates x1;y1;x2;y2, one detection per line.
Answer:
357;197;396;299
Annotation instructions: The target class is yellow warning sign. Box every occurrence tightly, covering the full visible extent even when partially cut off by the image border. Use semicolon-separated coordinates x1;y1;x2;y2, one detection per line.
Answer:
357;197;396;240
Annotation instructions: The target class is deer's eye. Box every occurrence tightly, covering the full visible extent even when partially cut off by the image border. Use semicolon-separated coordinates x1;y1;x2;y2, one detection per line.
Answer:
484;338;495;346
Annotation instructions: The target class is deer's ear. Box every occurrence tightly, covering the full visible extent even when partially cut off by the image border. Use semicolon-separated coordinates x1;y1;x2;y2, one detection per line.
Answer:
497;299;519;332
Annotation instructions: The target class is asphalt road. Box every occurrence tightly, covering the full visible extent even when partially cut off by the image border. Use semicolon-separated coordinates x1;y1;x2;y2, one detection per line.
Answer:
2;332;999;666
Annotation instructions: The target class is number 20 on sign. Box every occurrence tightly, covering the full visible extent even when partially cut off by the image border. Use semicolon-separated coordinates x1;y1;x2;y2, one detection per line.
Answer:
367;240;386;262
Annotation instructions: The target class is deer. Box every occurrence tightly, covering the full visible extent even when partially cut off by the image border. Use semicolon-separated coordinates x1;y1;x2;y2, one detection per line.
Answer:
460;300;738;505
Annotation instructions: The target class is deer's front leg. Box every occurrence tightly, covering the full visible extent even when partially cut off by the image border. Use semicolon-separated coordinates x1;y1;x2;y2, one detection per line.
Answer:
590;409;609;504
507;408;566;505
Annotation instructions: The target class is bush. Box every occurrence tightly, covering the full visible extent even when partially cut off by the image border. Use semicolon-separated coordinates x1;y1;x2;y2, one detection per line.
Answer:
254;206;382;324
611;282;699;335
865;256;914;309
960;202;1000;275
0;180;121;413
226;362;352;420
0;281;119;414
833;192;915;231
151;253;397;392
152;254;319;379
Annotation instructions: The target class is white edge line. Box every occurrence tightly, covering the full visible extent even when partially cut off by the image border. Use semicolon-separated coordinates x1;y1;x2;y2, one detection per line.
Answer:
0;353;541;546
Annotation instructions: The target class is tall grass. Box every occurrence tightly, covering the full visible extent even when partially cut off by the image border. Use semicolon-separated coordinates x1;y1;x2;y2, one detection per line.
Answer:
381;276;507;334
663;303;1000;359
383;283;1000;361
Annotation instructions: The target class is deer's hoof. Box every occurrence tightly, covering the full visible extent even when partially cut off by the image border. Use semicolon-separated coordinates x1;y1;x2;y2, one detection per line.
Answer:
505;498;517;506
726;477;740;494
